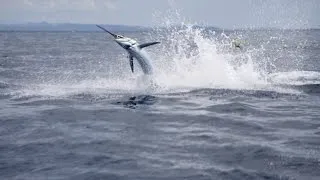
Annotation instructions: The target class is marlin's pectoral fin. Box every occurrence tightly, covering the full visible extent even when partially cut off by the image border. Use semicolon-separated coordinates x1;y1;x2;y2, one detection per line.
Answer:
138;42;160;49
129;55;134;73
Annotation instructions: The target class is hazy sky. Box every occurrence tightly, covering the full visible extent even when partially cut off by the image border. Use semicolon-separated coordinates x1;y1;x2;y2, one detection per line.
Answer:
1;0;319;28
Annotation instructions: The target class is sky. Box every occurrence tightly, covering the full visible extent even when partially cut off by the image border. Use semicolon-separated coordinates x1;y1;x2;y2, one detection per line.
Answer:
0;0;319;29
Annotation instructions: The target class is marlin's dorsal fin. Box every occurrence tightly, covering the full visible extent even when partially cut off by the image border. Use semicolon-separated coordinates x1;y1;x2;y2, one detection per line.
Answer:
138;42;160;49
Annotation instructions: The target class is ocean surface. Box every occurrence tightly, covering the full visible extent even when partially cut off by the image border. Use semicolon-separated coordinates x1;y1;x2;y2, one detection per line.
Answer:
0;27;320;180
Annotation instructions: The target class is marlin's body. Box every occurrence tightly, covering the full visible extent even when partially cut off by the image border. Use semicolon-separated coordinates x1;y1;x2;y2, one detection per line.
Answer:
97;25;159;75
125;41;154;74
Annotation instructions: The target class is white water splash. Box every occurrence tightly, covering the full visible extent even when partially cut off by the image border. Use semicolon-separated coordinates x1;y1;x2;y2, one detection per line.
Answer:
145;11;271;93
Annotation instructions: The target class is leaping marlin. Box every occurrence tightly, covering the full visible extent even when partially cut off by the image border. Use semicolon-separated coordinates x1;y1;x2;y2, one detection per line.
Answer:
96;25;160;74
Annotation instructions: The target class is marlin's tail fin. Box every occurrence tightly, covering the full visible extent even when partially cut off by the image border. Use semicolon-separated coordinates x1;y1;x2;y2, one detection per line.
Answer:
138;42;160;49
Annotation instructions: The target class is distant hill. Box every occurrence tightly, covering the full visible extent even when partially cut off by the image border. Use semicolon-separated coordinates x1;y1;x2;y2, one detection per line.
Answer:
0;22;150;32
1;22;317;32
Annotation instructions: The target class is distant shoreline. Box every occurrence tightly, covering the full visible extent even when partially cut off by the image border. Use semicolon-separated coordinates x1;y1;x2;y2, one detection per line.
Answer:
0;22;318;32
0;22;149;32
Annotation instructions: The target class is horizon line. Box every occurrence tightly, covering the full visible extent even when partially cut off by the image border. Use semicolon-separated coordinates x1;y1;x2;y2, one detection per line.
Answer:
0;22;319;31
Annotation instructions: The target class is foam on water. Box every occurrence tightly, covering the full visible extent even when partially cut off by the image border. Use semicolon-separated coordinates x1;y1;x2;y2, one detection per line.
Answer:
15;77;139;98
269;71;320;85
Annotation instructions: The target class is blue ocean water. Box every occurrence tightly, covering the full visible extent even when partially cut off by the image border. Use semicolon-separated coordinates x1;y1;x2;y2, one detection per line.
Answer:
0;27;320;180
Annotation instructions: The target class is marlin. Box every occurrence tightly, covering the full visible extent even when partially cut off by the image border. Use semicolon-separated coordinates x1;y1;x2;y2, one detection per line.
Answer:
96;25;160;74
